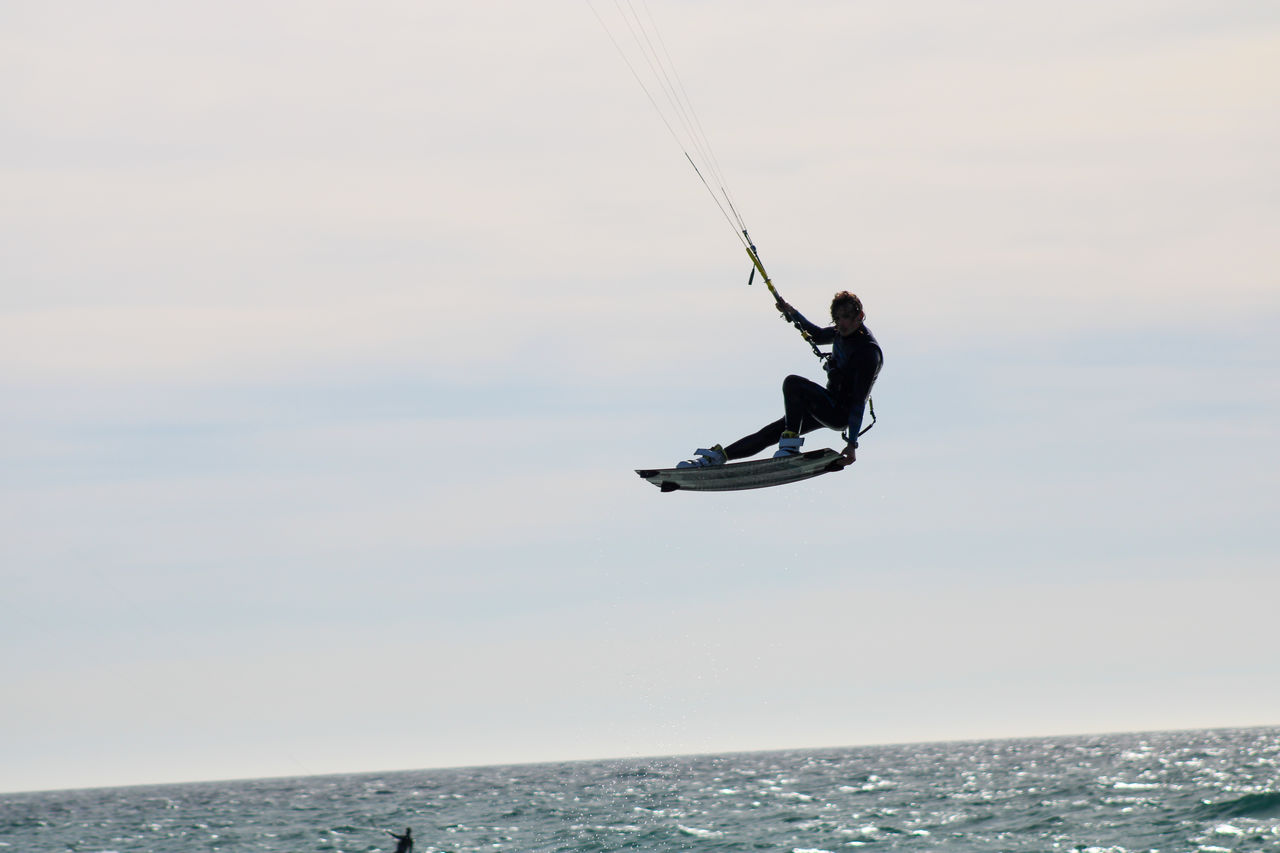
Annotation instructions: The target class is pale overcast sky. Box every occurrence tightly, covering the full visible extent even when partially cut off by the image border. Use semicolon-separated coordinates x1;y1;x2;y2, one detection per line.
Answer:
3;1;1278;794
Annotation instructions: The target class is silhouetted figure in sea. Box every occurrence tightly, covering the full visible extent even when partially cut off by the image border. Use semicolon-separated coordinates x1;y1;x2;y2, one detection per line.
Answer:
387;827;413;853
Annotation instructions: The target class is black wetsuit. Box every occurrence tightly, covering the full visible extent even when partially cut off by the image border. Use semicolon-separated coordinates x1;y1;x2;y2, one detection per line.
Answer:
724;313;882;460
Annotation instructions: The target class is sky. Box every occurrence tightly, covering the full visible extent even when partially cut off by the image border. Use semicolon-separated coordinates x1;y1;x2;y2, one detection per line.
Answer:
2;0;1278;794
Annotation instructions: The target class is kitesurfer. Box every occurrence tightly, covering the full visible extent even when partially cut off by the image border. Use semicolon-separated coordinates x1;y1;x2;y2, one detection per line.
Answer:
387;827;413;853
678;291;882;468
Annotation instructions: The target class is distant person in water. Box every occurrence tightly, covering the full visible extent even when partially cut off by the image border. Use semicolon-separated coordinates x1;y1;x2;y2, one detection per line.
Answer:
387;827;413;853
677;290;883;468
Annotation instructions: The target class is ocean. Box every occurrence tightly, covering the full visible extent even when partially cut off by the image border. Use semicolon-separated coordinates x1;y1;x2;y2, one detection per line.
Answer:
3;727;1278;852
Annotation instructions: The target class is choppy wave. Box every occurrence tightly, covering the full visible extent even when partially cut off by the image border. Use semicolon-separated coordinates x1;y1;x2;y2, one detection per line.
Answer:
2;726;1278;852
1194;791;1280;820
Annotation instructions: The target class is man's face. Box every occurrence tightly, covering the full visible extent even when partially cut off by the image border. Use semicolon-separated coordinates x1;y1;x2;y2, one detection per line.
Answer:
834;305;862;336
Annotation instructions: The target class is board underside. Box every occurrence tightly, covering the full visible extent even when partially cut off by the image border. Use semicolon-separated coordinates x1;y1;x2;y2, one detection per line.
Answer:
636;448;846;492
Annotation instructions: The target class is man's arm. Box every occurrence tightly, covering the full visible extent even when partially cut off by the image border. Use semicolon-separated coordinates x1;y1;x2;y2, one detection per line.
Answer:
775;299;834;342
842;347;882;461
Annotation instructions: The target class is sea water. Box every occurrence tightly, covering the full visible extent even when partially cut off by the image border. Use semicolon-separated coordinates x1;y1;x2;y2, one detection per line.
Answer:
3;727;1278;852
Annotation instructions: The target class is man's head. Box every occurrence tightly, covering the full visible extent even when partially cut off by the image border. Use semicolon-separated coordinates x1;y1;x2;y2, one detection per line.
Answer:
830;291;864;335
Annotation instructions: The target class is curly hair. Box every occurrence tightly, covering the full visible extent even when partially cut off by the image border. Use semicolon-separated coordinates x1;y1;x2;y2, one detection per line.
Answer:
830;291;864;322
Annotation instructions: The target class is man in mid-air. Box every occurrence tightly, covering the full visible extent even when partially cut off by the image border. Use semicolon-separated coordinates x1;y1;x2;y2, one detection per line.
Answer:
677;290;882;468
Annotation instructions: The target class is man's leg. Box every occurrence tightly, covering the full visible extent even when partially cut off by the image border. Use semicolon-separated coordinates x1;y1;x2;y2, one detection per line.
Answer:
723;376;845;460
722;417;787;460
783;374;845;433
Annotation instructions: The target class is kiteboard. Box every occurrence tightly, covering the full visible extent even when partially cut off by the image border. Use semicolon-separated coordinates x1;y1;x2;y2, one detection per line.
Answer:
636;448;847;493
